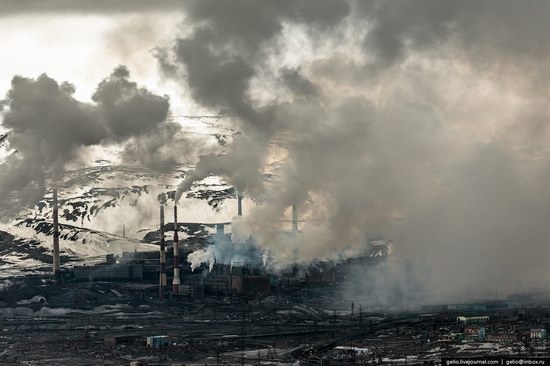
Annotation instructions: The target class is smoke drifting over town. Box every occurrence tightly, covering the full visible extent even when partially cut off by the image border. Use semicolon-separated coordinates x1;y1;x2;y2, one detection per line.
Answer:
3;0;550;303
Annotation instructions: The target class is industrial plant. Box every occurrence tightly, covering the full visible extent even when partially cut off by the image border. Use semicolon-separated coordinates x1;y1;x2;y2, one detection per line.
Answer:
2;190;550;365
0;189;399;365
4;1;550;365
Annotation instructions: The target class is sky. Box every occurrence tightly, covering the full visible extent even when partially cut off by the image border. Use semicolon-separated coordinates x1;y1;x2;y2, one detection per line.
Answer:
0;10;185;111
4;1;550;303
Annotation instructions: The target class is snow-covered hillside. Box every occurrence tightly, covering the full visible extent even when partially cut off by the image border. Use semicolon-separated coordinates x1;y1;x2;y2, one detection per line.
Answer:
0;116;255;278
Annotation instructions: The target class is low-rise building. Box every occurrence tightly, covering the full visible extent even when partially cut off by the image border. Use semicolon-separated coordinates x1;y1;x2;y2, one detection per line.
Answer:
464;325;486;341
439;333;463;342
485;333;517;344
231;275;270;295
530;329;547;340
104;335;141;347
457;315;489;325
146;335;170;349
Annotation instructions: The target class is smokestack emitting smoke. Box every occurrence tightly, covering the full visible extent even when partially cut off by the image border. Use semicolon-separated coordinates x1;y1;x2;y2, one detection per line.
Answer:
159;205;166;299
237;194;243;217
172;205;180;294
52;189;60;282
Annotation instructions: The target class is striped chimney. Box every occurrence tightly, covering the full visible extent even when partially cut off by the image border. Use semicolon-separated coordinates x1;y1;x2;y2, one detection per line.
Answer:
159;205;167;299
172;205;180;293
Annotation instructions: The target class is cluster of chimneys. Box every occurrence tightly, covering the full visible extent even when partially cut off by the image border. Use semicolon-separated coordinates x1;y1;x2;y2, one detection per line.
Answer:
158;194;298;298
160;194;246;297
50;190;299;296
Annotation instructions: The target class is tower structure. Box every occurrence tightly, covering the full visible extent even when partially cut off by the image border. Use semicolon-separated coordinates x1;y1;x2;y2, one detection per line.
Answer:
159;205;167;299
52;189;61;283
172;205;180;293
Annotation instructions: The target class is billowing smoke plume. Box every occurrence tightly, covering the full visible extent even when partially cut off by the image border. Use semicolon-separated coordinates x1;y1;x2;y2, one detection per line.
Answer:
158;0;550;302
166;0;352;203
0;74;102;215
188;248;215;272
187;232;264;274
0;66;184;219
92;66;169;141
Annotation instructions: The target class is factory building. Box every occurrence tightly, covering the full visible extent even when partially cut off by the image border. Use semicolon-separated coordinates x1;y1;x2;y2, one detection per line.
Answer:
73;251;163;282
63;194;392;302
305;262;336;285
73;263;144;282
457;315;490;325
184;265;271;297
231;275;270;295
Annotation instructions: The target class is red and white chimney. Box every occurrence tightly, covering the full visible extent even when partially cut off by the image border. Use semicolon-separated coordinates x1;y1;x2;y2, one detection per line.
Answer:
172;205;180;293
159;205;167;299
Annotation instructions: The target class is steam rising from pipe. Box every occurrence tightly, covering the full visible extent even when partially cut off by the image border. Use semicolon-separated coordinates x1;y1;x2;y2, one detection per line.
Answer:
188;249;215;272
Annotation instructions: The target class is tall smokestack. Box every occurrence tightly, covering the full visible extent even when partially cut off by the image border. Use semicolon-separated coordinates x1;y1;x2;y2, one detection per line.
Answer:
237;194;243;217
159;206;167;299
52;189;61;282
172;205;180;294
292;203;298;232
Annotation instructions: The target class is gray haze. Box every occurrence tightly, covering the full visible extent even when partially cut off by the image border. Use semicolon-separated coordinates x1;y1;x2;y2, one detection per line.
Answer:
159;0;550;303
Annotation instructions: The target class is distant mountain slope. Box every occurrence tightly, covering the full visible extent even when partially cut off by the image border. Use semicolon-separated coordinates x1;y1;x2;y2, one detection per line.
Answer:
0;115;292;278
0;117;248;278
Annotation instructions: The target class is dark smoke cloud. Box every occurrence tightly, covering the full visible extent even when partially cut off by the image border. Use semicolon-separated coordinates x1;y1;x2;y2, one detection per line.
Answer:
0;66;182;219
354;0;550;87
122;122;212;171
166;0;350;202
0;75;102;217
157;0;550;304
93;66;170;141
280;67;319;98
